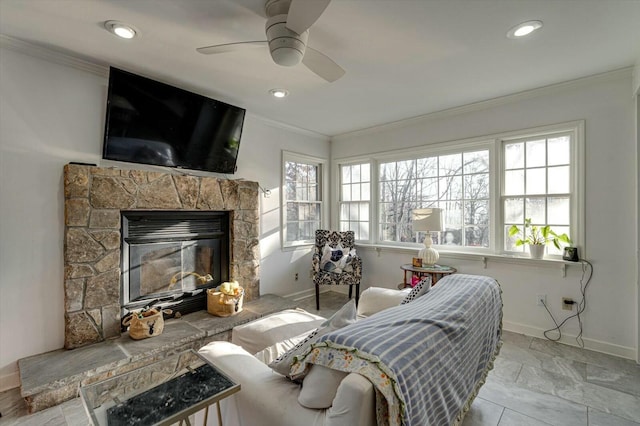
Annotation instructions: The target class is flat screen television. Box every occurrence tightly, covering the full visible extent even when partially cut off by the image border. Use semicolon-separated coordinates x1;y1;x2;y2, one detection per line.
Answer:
103;67;245;174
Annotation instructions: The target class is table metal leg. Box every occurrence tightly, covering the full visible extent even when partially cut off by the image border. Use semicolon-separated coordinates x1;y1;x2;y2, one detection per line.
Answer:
216;401;222;426
203;405;209;426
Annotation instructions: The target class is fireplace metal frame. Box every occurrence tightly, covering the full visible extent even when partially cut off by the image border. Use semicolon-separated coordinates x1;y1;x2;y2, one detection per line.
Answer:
121;210;230;316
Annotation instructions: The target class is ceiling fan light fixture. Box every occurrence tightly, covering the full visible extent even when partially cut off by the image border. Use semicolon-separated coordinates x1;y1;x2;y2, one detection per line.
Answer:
266;14;308;66
507;20;542;39
269;88;289;98
104;20;138;39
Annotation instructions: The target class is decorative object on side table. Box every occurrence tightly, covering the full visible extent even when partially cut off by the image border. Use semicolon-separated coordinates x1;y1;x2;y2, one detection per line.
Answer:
80;349;240;426
399;263;457;288
412;208;444;266
508;218;572;260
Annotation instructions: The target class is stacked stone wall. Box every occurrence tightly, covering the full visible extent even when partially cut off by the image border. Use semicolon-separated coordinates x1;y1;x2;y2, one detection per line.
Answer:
63;164;260;348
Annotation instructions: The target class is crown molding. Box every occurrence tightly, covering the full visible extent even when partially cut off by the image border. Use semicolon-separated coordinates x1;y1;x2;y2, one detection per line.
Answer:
0;34;329;141
0;34;108;77
246;112;329;140
333;67;634;142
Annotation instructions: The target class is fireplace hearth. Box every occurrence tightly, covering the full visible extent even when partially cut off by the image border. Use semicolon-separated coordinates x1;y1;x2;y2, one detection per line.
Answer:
63;164;260;349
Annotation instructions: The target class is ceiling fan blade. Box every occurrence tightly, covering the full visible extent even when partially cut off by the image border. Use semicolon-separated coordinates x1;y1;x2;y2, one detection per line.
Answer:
286;0;331;35
302;47;345;82
197;41;266;55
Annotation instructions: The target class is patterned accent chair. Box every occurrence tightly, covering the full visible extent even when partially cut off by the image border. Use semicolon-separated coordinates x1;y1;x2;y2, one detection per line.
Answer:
311;230;362;310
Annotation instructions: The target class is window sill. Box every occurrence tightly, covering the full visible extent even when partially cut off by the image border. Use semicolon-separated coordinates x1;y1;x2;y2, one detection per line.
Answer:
355;243;583;277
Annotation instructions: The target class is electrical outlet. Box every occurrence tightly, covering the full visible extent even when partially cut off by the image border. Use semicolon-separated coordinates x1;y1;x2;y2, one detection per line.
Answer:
536;294;547;306
294;273;299;281
562;297;574;310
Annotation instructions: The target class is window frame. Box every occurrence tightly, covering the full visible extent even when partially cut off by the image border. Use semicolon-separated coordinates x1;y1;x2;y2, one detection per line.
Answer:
337;160;372;241
499;122;585;258
332;121;585;259
281;151;328;248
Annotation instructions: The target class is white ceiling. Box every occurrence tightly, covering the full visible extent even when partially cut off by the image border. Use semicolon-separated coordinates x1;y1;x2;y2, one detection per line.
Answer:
1;0;639;136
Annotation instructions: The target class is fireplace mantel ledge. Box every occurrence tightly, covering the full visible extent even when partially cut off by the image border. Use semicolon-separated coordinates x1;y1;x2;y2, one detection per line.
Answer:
18;294;295;414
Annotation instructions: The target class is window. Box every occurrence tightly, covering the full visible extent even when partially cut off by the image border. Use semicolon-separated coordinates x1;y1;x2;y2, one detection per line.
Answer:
333;121;583;258
378;150;490;248
339;163;371;240
502;133;573;255
282;152;325;247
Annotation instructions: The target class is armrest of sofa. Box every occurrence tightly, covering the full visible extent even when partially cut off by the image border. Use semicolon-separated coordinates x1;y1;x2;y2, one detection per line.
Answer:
199;341;326;426
232;308;325;354
326;372;376;426
199;341;376;426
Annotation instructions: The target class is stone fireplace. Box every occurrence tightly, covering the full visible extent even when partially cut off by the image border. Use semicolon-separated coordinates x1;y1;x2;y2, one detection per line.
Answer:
63;164;260;349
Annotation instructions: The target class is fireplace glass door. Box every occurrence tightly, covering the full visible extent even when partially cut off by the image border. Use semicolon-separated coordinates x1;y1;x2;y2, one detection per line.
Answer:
128;239;220;301
121;211;229;314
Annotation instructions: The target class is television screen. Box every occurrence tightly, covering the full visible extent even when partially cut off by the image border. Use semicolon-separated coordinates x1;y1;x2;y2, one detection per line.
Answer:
103;67;245;174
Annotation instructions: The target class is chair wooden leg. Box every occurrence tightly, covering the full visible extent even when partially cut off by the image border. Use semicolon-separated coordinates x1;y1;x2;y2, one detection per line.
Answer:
355;284;360;307
348;285;353;299
315;284;320;310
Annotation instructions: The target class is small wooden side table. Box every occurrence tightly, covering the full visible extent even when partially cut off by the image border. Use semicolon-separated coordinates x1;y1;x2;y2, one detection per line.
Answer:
398;264;457;289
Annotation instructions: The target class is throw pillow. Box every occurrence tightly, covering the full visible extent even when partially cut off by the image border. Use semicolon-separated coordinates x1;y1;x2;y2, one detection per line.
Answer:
356;287;411;318
268;299;357;378
400;276;432;304
255;329;317;365
320;244;357;273
298;365;349;409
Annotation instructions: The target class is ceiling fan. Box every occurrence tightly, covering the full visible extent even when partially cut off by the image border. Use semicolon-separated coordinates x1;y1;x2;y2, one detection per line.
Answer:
197;0;345;83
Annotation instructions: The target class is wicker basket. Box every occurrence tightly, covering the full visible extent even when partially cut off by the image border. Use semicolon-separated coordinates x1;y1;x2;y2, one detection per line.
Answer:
207;287;244;317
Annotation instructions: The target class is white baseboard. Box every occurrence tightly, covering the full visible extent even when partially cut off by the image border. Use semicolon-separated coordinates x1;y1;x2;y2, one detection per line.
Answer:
0;371;20;392
284;287;331;301
503;320;637;361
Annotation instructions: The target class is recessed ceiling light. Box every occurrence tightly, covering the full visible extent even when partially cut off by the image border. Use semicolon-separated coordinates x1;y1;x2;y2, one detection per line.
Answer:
507;20;543;39
104;20;138;39
269;88;289;98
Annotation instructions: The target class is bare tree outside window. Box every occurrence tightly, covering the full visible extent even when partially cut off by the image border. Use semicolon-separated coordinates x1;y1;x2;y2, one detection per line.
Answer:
379;150;490;248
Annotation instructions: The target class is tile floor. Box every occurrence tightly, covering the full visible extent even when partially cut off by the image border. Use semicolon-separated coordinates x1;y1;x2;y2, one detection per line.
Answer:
1;291;639;426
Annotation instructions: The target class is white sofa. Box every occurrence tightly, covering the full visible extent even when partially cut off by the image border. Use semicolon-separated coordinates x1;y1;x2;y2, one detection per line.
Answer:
198;287;410;426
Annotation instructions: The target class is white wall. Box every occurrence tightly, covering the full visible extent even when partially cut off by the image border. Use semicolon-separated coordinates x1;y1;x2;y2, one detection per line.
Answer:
0;45;329;390
332;70;638;360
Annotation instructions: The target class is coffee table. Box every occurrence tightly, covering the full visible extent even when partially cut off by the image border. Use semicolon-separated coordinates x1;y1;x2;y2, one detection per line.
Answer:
80;349;240;426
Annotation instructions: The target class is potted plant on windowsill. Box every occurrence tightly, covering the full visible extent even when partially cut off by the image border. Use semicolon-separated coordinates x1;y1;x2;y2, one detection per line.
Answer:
508;218;572;259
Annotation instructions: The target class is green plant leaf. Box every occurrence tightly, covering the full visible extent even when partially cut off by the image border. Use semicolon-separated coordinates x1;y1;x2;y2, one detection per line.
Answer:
541;225;551;238
558;234;572;244
508;225;520;237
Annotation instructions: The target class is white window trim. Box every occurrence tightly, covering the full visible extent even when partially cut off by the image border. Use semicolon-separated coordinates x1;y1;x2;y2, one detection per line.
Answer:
335;159;373;241
282;150;329;249
332;120;585;260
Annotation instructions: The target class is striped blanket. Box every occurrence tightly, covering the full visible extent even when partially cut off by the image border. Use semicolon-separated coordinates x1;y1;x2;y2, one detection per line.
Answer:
290;274;502;426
